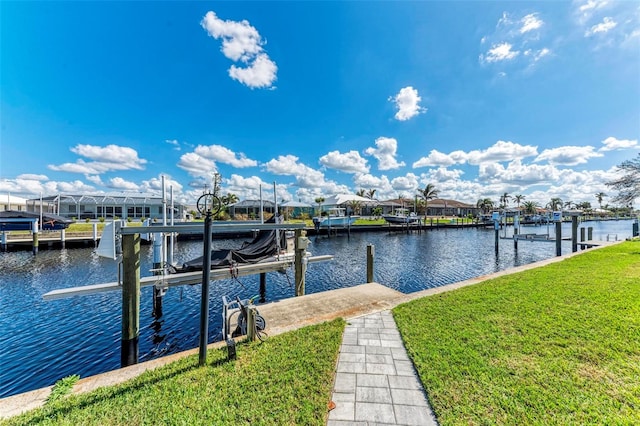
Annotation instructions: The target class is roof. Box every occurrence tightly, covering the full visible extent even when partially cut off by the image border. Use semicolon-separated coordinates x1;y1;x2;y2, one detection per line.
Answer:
230;200;276;208
320;194;373;206
427;198;476;208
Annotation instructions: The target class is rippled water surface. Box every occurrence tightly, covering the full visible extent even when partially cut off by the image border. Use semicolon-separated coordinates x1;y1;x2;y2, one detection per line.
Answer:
0;219;633;397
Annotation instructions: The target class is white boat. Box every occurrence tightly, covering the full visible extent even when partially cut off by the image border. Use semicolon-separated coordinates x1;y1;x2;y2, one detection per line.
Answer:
382;208;421;224
313;208;358;228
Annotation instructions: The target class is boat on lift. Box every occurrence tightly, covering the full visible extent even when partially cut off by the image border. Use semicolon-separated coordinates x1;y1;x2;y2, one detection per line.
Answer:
382;208;421;224
312;208;358;228
0;210;73;231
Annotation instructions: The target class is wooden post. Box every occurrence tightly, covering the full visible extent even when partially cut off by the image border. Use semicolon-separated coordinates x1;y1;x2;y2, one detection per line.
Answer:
152;233;163;318
588;227;593;241
494;220;499;255
513;215;519;251
571;215;578;253
60;229;66;249
121;233;140;367
366;244;375;283
555;222;562;257
259;272;266;303
0;231;6;251
92;222;98;243
32;221;39;255
247;306;256;342
294;229;306;296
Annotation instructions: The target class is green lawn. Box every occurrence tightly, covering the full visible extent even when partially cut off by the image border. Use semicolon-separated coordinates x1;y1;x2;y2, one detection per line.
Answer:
4;319;345;426
394;241;640;425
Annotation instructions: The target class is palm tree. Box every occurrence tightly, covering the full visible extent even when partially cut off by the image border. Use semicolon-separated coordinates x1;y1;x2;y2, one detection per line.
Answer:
499;192;511;209
347;200;362;215
314;197;325;217
595;192;606;209
417;184;439;216
476;198;494;214
547;197;563;211
356;189;366;198
366;188;377;200
513;194;525;210
563;200;574;210
220;192;238;206
522;200;539;215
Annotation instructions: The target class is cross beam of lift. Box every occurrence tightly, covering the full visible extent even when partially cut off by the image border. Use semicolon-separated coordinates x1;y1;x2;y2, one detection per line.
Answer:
43;222;333;300
43;254;333;300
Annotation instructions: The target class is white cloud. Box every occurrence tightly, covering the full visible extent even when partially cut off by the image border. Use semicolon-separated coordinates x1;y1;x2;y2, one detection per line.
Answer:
481;42;519;63
479;159;559;185
599;136;638;151
352;174;393;197
365;137;406;170
17;173;48;181
86;175;103;186
0;178;95;197
520;13;544;34
108;177;139;191
535;145;603;165
48;144;147;174
194;145;257;168
141;175;183;194
264;155;340;191
480;12;550;70
466;140;538;165
319;150;369;174
391;173;419;192
177;152;217;178
585;16;617;36
228;53;278;89
524;47;551;62
201;11;277;89
427;167;465;182
165;139;181;151
389;86;426;121
413;149;467;168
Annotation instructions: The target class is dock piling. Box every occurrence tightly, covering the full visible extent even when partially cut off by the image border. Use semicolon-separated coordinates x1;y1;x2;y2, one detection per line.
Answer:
366;244;375;283
121;233;140;367
294;229;306;296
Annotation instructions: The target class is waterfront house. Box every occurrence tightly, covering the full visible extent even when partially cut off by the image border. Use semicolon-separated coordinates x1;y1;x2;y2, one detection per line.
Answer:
25;193;188;221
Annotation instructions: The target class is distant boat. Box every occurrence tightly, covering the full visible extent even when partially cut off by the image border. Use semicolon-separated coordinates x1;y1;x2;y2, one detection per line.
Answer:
0;210;73;231
313;208;358;228
382;208;421;224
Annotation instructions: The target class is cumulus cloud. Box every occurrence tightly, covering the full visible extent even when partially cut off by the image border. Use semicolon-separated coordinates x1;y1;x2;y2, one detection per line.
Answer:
319;150;369;174
480;11;550;70
391;173;419;192
177;152;217;178
194;145;257;168
141;175;184;194
585;16;617;36
264;155;341;192
534;145;603;165
48;144;147;175
201;11;277;89
479;159;559;185
0;177;95;197
520;13;544;34
389;86;426;121
108;177;139;191
365;137;406;170
466;140;538;164
481;42;519;63
17;173;48;181
599;136;638;151
413;149;467;168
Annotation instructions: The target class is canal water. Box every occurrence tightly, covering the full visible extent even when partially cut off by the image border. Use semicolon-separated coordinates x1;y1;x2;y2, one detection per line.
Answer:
0;219;634;398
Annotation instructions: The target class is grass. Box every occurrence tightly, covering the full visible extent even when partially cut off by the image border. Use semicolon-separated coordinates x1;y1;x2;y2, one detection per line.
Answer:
4;319;345;426
394;241;640;425
45;376;79;405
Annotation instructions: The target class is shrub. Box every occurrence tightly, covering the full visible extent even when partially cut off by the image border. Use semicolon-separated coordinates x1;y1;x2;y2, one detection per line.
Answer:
99;217;105;223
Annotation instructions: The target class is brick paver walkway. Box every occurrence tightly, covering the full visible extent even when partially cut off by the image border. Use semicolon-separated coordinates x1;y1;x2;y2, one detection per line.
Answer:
328;311;438;425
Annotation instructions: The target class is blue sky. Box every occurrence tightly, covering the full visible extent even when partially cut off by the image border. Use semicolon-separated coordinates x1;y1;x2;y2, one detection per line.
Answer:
1;1;639;208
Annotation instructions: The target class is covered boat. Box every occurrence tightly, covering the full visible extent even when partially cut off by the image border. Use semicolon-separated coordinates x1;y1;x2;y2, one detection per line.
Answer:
0;210;73;231
382;208;421;224
174;218;288;273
